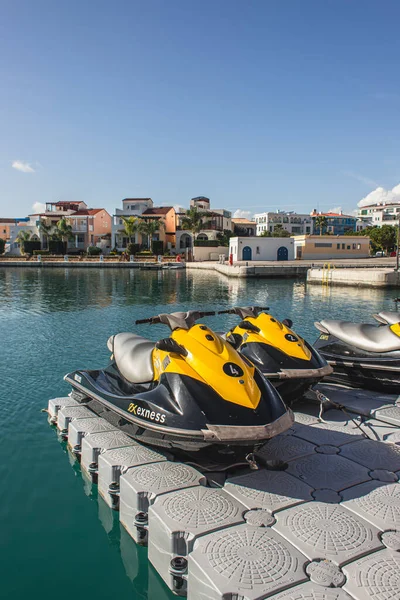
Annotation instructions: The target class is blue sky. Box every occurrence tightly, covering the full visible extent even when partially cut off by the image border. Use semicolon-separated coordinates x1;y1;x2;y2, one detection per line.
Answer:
1;0;400;218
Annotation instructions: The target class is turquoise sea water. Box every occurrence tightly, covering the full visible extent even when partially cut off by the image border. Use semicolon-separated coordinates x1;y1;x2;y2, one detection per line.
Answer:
0;267;397;600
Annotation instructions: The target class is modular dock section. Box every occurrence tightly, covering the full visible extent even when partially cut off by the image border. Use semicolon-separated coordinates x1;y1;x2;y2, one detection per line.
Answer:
47;384;400;599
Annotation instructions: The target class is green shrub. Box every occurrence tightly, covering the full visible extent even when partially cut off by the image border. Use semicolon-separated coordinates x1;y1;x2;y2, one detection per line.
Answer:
152;240;164;255
87;246;102;256
49;241;67;255
126;243;140;255
24;241;41;254
193;240;219;247
0;238;5;255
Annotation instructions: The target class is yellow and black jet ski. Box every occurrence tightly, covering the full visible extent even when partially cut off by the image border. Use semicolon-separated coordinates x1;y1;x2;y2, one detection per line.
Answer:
65;310;293;453
220;306;332;405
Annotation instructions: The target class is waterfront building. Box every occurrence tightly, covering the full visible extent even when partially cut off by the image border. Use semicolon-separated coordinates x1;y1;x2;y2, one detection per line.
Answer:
176;197;232;252
358;200;400;228
0;217;29;243
112;198;154;249
356;218;373;231
40;201;111;250
8;201;111;253
232;218;257;236
190;196;210;211
141;206;177;251
310;210;357;235
254;211;313;236
293;235;370;259
229;236;295;262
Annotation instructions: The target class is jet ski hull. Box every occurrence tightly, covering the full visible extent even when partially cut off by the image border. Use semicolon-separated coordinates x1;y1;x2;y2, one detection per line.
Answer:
238;341;332;405
314;333;400;393
64;364;293;452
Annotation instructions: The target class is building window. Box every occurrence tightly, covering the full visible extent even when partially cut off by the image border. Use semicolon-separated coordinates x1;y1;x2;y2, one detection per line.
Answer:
337;243;340;249
357;244;361;249
347;246;350;250
256;246;260;254
342;244;345;249
352;243;356;249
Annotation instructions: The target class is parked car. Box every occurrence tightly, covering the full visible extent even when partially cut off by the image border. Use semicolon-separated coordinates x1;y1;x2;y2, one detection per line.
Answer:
374;251;385;257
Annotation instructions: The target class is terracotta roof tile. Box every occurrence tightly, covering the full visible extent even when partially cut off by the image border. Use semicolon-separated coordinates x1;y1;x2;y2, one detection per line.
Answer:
142;207;173;215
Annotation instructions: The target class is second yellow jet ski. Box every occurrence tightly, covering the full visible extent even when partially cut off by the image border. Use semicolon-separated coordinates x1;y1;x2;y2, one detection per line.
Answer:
220;306;332;405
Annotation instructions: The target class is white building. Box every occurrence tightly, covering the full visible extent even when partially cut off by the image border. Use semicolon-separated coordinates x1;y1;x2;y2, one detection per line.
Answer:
229;236;294;262
358;201;400;228
254;211;313;236
7;219;40;254
112;198;153;249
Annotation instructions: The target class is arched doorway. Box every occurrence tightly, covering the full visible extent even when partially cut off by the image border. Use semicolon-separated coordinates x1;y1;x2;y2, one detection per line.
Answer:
277;246;288;261
196;233;208;241
242;246;252;260
179;233;192;249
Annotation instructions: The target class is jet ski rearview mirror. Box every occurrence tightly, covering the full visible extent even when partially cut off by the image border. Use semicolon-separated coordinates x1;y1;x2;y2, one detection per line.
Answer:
282;318;293;328
238;321;261;333
155;338;188;356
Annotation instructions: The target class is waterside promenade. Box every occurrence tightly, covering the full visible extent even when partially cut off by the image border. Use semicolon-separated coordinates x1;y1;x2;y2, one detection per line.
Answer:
186;257;400;285
2;256;400;286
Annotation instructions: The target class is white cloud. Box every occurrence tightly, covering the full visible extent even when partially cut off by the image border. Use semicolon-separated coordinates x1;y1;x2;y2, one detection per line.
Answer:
32;202;46;214
233;209;253;219
358;183;400;208
328;206;342;214
12;160;35;173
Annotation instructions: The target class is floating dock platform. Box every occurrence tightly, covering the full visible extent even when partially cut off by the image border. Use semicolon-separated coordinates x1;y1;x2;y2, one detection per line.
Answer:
47;384;400;599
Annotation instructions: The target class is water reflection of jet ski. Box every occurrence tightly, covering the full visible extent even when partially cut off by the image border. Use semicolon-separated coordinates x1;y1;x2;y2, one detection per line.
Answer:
64;310;293;455
220;306;332;405
314;317;400;393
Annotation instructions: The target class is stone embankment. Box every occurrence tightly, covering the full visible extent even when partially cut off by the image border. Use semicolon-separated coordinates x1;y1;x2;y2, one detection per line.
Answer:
307;267;400;288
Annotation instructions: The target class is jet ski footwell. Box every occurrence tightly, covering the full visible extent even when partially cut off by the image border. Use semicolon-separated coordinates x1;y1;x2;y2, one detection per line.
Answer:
47;382;400;599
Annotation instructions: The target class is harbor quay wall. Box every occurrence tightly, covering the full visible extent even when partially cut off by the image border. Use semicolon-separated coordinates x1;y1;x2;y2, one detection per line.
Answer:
186;262;308;278
307;267;400;288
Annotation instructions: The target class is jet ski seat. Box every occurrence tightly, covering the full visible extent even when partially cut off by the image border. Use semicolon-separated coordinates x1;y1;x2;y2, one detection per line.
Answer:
320;320;400;353
107;333;155;383
376;311;400;325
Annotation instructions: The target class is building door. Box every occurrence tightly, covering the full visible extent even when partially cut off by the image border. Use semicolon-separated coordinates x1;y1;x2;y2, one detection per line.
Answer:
277;246;288;261
242;246;252;260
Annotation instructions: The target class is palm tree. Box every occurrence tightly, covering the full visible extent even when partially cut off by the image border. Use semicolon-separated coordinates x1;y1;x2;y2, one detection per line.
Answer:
138;218;164;251
121;216;138;245
314;215;328;236
38;219;53;249
181;207;204;238
16;230;32;254
56;218;74;243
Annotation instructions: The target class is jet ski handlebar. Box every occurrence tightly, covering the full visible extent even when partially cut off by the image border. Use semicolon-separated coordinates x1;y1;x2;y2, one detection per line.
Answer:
218;306;269;316
135;317;162;324
135;310;216;330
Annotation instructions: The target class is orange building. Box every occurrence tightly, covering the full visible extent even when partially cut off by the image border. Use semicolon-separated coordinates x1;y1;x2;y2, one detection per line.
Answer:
0;218;17;241
141;206;176;249
68;208;111;248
